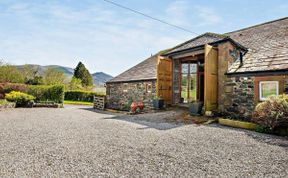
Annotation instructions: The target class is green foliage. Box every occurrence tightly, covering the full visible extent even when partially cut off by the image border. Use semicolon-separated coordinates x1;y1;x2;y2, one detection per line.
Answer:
0;83;28;98
43;68;66;85
67;77;83;90
0;64;24;83
255;125;273;134
5;91;35;107
28;85;65;103
0;83;64;103
73;62;93;87
25;76;44;85
65;90;104;102
252;94;288;129
22;65;43;85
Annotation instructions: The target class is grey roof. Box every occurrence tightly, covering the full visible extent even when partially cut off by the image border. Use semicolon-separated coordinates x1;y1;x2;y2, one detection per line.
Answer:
108;17;288;83
107;54;158;83
165;33;228;55
165;17;288;74
227;17;288;73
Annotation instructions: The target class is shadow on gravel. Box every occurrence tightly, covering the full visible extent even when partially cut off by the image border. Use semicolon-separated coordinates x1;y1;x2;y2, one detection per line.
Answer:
81;107;193;130
207;124;288;149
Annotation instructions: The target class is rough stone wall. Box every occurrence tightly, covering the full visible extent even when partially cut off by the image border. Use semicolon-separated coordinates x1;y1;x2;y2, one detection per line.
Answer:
222;77;255;120
106;80;156;110
218;42;255;120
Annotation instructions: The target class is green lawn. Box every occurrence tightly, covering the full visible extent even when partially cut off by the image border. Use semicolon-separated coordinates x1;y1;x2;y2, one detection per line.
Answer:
64;100;93;106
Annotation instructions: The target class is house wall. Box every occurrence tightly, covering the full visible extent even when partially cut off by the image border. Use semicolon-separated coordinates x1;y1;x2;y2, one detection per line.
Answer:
218;41;254;119
218;41;288;120
106;80;157;110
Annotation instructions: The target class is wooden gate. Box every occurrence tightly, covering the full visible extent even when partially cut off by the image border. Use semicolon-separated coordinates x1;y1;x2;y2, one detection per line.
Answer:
157;56;172;105
204;44;218;111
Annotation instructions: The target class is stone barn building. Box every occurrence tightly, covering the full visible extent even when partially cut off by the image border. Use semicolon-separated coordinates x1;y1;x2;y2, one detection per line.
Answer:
106;17;288;119
106;54;159;110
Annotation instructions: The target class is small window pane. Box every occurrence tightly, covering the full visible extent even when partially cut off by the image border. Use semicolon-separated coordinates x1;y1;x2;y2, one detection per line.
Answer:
190;64;197;73
182;64;189;74
260;81;278;101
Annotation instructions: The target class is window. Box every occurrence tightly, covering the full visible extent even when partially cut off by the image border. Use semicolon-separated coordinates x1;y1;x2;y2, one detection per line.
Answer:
259;81;279;101
146;83;152;93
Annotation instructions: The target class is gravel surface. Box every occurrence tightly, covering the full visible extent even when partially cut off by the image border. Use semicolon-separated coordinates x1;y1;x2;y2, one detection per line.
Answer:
0;105;287;177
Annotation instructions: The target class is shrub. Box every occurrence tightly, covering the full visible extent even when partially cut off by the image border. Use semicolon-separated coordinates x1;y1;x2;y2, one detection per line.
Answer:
0;83;64;103
0;64;24;83
65;90;105;102
252;94;288;129
28;85;65;103
5;91;35;107
0;83;28;97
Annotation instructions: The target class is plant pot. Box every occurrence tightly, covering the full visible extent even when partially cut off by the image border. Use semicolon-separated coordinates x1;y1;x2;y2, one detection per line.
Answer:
153;99;164;110
189;101;203;116
130;101;138;112
138;101;145;111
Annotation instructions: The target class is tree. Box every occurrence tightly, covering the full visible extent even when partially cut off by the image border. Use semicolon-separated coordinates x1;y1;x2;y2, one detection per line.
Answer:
0;63;24;83
43;68;66;85
22;65;43;85
73;62;93;87
68;77;83;90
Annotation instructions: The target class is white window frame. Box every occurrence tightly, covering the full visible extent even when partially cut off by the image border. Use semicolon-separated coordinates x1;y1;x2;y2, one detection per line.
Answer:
259;81;279;101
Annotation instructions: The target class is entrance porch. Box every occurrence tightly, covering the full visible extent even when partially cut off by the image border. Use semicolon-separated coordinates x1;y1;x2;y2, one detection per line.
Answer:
157;45;219;113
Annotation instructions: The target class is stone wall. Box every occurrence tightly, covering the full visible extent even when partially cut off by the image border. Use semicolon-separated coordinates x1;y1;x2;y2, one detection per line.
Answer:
221;77;255;120
218;42;255;120
106;80;157;110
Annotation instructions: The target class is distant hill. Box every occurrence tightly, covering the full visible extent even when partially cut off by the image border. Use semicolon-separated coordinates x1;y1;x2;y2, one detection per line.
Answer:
15;64;113;87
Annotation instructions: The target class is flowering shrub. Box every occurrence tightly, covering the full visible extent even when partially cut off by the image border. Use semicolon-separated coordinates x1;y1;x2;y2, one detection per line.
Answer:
252;94;288;129
5;91;35;107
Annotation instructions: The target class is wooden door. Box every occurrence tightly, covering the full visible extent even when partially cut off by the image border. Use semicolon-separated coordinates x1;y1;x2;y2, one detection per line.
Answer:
157;56;172;105
204;44;218;111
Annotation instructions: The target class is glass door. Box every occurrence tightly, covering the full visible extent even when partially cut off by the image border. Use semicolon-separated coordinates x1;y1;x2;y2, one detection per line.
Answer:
181;63;197;103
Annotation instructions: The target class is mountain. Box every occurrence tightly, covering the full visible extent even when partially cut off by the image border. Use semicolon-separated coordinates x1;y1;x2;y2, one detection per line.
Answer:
92;72;113;86
15;64;113;87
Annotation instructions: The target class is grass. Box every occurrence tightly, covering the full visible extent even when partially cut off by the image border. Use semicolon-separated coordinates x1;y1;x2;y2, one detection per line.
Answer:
64;100;93;106
0;99;10;105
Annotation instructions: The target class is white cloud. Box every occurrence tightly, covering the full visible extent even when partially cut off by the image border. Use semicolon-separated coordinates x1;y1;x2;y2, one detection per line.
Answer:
165;0;190;26
194;6;222;26
0;1;190;76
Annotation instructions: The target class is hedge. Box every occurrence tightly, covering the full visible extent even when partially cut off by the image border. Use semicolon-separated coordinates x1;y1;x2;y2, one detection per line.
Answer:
0;83;65;103
65;90;105;102
28;85;65;104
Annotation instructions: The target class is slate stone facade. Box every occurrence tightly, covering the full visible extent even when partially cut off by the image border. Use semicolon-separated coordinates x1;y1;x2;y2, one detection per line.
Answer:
106;80;156;110
220;77;255;120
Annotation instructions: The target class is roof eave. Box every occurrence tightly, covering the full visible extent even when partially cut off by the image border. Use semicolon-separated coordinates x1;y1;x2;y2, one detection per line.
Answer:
163;38;248;57
106;78;157;84
226;69;288;77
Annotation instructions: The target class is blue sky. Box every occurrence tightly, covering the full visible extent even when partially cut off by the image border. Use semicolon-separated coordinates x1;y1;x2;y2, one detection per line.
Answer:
0;0;287;76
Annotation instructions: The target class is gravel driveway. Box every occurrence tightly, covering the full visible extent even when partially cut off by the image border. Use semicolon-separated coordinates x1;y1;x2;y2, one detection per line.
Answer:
0;105;287;177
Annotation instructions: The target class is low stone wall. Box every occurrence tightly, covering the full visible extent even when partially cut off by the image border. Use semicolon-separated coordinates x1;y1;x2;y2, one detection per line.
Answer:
106;80;156;110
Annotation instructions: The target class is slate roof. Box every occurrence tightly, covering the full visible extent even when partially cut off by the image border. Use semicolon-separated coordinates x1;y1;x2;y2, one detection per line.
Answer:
165;17;288;74
227;17;288;74
107;54;158;83
165;33;228;55
108;17;288;83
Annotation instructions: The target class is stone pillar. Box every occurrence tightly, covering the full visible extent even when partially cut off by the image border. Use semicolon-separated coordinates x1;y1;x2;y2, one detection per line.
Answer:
217;41;237;113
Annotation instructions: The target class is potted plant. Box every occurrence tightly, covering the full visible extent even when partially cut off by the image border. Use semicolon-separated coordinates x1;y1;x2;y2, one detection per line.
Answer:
189;100;203;116
153;96;164;110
